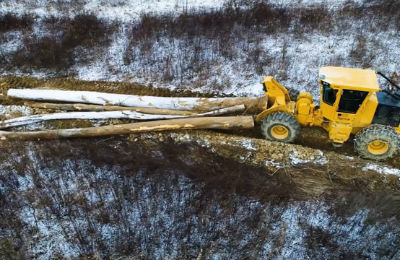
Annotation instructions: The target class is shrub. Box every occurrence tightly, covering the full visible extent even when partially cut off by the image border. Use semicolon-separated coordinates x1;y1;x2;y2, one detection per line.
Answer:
10;14;115;71
245;2;291;33
0;14;33;32
12;36;69;71
349;35;377;68
365;0;400;30
130;13;163;42
0;238;25;260
61;14;113;49
297;5;333;33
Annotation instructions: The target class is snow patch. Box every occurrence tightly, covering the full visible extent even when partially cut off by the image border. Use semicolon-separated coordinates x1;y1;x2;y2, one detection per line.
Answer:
362;163;400;178
269;0;363;9
0;105;32;118
240;139;257;151
289;150;328;166
265;159;284;168
19;207;81;260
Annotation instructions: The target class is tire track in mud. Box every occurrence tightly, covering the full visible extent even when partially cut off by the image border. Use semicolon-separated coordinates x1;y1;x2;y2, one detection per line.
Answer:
215;125;400;169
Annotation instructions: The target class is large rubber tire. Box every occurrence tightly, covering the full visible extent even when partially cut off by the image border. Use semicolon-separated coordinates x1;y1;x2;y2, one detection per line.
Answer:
354;124;399;161
261;112;300;143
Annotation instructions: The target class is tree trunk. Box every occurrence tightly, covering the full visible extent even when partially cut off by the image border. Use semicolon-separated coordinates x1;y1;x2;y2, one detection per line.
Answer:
24;102;198;116
0;116;255;141
8;89;267;112
0;105;245;129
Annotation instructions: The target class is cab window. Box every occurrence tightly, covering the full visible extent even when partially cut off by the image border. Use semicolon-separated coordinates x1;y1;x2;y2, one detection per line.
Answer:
322;82;337;105
338;90;368;114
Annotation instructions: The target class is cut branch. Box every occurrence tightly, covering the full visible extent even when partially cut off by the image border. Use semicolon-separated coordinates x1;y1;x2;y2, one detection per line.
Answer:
0;116;255;141
0;105;245;129
8;89;267;112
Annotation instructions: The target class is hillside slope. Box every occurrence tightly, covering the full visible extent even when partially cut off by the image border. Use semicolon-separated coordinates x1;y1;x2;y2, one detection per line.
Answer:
0;0;399;96
1;132;400;260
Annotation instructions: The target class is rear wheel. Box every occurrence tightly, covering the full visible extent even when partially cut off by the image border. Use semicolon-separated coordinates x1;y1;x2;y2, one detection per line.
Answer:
261;112;300;143
354;124;399;160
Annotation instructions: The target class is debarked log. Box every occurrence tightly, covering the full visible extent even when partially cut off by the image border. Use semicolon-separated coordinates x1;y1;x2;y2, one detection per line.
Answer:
8;89;267;112
0;116;255;140
0;105;246;129
24;102;199;116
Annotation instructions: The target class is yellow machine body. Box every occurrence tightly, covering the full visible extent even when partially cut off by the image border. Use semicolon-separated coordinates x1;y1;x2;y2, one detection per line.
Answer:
255;76;296;121
257;67;400;144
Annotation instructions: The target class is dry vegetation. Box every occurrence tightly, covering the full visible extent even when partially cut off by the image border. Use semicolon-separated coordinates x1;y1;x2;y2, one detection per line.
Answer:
1;0;399;81
3;14;117;72
123;0;400;79
0;13;33;32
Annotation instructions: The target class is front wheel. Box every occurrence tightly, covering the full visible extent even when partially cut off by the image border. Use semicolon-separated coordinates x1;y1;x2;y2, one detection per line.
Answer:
354;124;399;161
261;112;300;143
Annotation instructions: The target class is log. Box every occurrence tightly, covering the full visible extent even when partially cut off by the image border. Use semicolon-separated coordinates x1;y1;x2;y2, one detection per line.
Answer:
0;105;246;129
8;89;267;112
0;111;181;129
0;116;255;141
24;102;198;116
197;105;245;116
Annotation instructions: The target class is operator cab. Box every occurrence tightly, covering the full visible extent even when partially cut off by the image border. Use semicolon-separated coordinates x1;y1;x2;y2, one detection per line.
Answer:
373;91;400;127
318;67;380;122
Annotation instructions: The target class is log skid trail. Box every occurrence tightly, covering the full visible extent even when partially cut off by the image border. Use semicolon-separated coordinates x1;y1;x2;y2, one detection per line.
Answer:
4;84;400;174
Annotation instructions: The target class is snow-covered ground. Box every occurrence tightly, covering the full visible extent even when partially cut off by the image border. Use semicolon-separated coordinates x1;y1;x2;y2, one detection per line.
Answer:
6;147;400;260
64;29;400;97
0;0;226;20
269;0;363;8
1;0;399;97
0;0;363;19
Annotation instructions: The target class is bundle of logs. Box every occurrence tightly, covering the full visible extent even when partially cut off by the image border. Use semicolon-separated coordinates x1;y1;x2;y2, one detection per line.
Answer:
0;89;267;140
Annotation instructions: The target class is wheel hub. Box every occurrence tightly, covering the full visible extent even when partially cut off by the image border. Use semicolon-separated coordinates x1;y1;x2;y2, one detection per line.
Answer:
271;125;289;140
368;140;389;155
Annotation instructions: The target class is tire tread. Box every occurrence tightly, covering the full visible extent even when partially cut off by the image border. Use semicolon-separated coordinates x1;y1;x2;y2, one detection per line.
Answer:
261;112;300;143
354;124;399;160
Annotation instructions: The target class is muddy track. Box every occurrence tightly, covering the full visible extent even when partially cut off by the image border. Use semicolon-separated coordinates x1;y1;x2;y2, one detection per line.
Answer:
126;130;400;218
215;125;400;168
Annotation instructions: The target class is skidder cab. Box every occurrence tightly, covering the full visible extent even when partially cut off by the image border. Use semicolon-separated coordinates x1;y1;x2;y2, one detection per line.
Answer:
257;66;400;160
